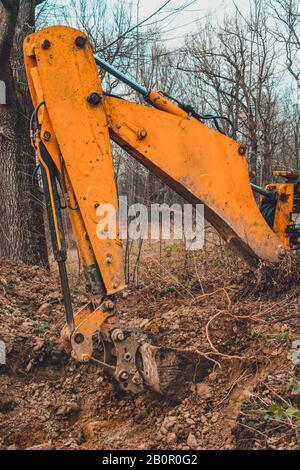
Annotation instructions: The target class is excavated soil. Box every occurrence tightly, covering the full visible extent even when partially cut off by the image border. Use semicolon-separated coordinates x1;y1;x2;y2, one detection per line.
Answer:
0;253;299;450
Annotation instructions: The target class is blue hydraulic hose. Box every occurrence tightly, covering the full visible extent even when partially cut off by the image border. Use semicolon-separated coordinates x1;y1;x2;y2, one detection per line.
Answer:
94;55;148;97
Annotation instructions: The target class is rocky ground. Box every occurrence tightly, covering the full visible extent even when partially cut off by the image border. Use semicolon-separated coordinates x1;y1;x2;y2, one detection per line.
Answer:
0;250;299;450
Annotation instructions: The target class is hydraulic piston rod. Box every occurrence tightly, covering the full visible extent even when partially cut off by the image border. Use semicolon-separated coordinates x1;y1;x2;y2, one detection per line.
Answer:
251;183;277;200
94;55;148;97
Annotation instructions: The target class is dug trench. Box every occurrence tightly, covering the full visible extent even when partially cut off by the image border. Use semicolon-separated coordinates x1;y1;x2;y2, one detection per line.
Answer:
0;250;299;450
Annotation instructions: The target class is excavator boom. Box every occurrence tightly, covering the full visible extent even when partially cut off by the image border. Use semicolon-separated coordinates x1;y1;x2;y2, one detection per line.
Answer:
23;26;299;395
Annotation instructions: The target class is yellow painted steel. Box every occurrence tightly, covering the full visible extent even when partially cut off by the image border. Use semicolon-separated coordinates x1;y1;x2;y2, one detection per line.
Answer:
25;51;98;271
24;26;125;295
24;25;293;277
266;184;294;247
105;96;285;262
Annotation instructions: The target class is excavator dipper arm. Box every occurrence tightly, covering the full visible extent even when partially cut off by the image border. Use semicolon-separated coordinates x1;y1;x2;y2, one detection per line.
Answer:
23;26;295;395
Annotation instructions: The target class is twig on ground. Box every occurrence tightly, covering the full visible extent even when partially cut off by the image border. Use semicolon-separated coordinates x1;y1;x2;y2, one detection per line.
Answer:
216;370;250;406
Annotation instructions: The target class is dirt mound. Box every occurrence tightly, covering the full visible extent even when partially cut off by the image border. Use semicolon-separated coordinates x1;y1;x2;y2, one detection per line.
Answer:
0;257;299;450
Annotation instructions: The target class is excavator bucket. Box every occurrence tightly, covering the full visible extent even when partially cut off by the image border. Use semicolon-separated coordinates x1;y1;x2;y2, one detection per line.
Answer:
139;343;213;397
93;322;214;397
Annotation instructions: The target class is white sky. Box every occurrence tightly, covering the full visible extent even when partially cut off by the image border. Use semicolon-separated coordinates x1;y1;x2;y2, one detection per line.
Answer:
135;0;249;19
115;0;296;91
53;0;297;92
56;1;251;47
118;0;251;44
113;0;251;44
45;1;250;46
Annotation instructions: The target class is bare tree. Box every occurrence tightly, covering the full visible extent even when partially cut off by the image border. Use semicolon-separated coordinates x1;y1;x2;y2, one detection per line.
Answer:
269;0;300;89
21;0;298;280
178;0;281;184
0;0;48;266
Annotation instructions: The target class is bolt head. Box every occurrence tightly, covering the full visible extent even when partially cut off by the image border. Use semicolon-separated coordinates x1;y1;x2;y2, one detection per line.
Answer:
87;92;102;106
278;246;287;258
238;144;247;156
112;329;124;342
41;39;51;50
138;129;147;140
118;370;129;381
74;333;84;344
124;352;132;361
75;36;86;48
116;331;124;341
43;131;51;141
106;254;113;264
103;300;114;311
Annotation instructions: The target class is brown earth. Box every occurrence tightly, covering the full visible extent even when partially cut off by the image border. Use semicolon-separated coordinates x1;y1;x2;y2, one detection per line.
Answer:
0;246;299;450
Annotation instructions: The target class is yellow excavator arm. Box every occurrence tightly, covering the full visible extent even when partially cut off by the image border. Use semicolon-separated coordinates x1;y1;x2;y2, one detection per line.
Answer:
23;26;299;395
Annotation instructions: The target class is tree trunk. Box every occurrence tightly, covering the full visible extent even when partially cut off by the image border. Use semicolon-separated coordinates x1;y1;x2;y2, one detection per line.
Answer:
0;0;48;266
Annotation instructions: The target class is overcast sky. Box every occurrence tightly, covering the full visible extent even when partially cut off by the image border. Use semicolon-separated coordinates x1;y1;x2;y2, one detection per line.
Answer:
55;1;252;47
52;0;297;92
118;0;251;44
135;0;249;18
